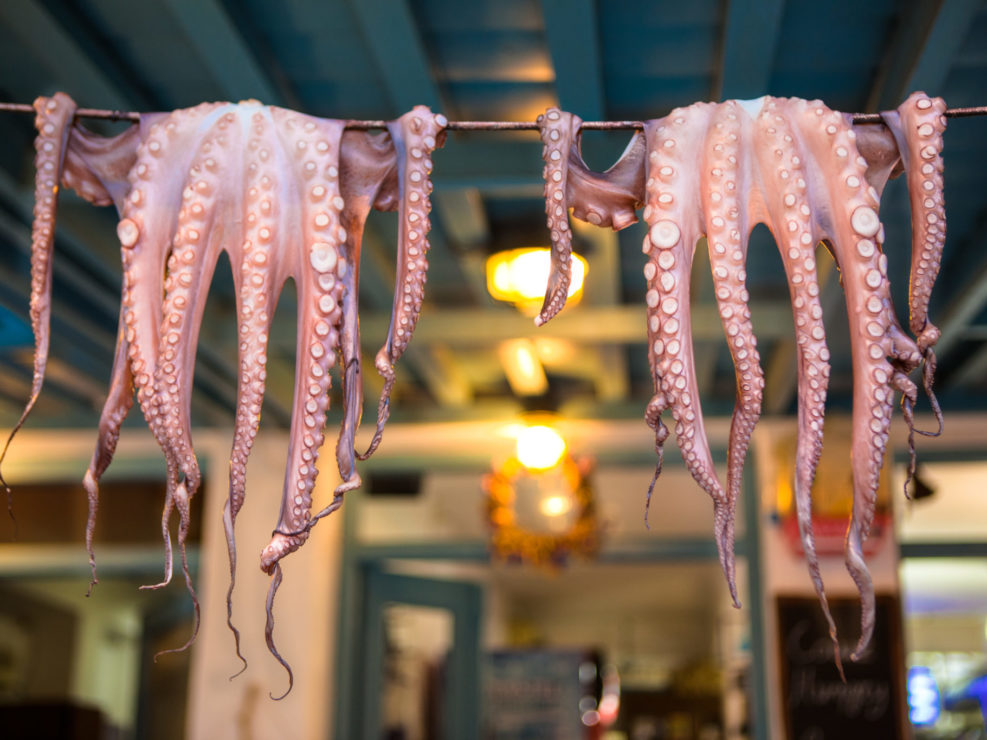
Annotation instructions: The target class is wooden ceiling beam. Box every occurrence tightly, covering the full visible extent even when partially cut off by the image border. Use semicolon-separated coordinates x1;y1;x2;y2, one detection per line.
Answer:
161;0;286;105
344;0;443;114
713;0;787;101
431;189;490;249
867;0;982;111
951;341;987;389
540;0;605;119
0;1;131;110
254;301;802;351
344;0;489;292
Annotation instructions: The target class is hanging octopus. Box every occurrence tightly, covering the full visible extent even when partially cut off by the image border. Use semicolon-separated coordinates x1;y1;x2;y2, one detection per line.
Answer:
3;93;446;693
535;93;946;666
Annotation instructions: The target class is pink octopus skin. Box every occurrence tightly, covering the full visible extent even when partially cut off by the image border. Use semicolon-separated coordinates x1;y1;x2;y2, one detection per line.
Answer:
530;98;938;643
8;91;948;684
750;102;839;672
7;94;448;691
786;98;921;658
533;106;645;325
881;92;948;446
536;108;578;326
0;94;78;490
642;104;739;608
634;96;927;660
363;108;448;458
885;93;948;356
699;101;764;610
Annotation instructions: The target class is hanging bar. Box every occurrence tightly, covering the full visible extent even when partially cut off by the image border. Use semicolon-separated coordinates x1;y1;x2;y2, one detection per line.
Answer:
0;101;985;128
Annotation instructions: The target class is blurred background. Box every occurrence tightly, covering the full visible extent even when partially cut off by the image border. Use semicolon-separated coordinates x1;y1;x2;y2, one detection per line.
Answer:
1;1;987;738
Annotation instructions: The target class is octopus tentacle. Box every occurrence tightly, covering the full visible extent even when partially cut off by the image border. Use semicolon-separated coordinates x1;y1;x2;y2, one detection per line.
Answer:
154;122;235;557
264;564;292;700
145;114;243;648
643;107;738;606
338;130;395;472
334;266;363;491
223;118;283;670
888;93;948;356
754;98;840;672
643;394;670;524
797;100;920;658
535;110;645;326
701;101;763;600
142;490;176;591
255;122;346;687
160;129;245;653
258;252;345;573
535;107;579;326
365;108;447;457
0;93;78;501
258;113;347;573
83;322;135;594
221;109;343;677
118;105;222;585
883;92;948;439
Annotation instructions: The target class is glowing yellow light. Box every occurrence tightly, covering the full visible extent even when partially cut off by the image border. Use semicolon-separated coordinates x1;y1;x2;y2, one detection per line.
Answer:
485;248;588;314
539;494;571;518
516;424;566;470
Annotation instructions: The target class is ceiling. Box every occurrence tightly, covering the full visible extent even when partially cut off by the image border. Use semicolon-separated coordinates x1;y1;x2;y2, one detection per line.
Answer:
0;0;985;445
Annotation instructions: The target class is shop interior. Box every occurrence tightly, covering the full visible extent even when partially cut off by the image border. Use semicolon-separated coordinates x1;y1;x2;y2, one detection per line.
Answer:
1;1;987;738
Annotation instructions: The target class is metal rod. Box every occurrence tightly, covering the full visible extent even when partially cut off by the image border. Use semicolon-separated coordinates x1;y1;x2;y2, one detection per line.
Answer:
1;101;985;128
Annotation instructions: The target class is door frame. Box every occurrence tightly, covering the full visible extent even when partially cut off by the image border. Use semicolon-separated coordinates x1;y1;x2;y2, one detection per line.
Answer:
359;568;482;739
333;454;769;739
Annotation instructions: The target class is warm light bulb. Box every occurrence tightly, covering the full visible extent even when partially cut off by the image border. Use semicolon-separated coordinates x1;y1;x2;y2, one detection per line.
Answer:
539;494;571;517
491;261;511;294
516;424;566;469
485;248;588;311
511;250;551;301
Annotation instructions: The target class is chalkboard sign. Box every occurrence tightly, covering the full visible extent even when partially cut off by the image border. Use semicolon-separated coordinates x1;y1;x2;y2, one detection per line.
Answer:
776;595;907;739
485;649;592;739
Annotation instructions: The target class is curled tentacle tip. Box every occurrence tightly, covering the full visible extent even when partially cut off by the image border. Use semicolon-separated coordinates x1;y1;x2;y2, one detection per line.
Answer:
850;634;873;663
269;682;293;701
228;660;248;682
533;315;546;327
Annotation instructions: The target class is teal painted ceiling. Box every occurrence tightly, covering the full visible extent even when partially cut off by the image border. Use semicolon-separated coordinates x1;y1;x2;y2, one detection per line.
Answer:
0;0;985;431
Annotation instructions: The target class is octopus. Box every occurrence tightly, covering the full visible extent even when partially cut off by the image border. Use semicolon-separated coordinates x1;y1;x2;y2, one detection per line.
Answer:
535;93;947;668
2;90;947;689
1;93;446;694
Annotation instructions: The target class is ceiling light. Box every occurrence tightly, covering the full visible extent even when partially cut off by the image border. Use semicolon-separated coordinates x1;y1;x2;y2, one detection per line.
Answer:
539;494;572;518
516;424;566;470
498;338;549;396
486;248;588;315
